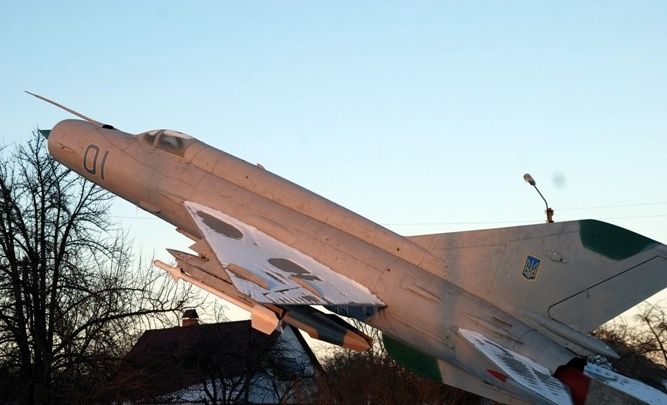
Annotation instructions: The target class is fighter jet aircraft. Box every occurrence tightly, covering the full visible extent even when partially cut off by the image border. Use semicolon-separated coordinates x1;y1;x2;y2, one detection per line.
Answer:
30;92;667;404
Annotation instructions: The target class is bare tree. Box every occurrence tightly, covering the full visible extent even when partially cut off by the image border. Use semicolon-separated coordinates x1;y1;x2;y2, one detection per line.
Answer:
0;133;195;404
179;327;316;404
634;302;667;366
256;332;319;404
315;320;481;404
593;301;667;392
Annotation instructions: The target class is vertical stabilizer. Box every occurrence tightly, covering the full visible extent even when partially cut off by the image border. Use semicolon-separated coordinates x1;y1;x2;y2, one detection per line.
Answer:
407;220;667;333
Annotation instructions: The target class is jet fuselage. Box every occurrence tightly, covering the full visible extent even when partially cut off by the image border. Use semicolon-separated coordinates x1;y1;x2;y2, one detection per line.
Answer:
47;119;575;386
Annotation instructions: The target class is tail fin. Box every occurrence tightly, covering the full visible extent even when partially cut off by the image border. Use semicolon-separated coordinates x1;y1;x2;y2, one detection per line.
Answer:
407;220;667;332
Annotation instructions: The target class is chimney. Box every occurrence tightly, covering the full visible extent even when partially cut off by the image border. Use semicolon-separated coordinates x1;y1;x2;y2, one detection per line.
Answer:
182;308;199;327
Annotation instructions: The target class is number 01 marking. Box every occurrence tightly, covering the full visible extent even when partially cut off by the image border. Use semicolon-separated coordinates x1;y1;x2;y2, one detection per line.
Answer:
83;144;109;180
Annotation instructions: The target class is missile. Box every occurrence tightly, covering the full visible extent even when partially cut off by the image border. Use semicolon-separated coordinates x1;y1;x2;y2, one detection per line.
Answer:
154;250;373;351
280;305;373;351
154;259;254;312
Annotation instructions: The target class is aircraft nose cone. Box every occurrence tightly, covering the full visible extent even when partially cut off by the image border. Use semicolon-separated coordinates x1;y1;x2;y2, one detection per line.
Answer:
48;119;99;165
50;119;97;144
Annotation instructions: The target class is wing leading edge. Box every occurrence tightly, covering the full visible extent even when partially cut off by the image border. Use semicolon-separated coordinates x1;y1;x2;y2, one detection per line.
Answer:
184;201;384;307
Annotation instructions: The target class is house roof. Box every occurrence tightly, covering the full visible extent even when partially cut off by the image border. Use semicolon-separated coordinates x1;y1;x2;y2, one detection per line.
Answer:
111;320;317;402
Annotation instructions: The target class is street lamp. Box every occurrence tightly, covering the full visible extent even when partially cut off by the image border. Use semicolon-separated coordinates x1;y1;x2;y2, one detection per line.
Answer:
523;173;554;223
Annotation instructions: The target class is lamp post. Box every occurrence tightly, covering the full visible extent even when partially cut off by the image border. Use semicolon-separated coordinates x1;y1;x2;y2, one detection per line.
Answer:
523;173;554;223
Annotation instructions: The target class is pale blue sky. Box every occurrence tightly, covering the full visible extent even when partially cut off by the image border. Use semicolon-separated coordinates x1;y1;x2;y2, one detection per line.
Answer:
2;2;666;312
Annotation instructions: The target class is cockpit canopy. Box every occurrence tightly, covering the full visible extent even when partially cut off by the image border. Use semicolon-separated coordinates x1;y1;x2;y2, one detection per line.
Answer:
139;129;194;157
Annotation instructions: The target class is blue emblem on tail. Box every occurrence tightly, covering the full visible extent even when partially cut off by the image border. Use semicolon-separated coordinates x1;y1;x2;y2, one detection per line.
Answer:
522;255;541;280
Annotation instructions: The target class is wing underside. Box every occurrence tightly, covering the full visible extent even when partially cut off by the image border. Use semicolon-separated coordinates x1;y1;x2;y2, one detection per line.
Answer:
458;329;573;405
184;201;384;307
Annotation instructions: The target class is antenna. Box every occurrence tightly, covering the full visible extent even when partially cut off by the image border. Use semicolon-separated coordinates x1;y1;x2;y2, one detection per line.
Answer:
523;173;554;223
25;91;106;128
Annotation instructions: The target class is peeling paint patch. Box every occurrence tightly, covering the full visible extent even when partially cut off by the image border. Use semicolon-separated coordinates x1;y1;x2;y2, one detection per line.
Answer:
269;258;321;281
198;210;244;240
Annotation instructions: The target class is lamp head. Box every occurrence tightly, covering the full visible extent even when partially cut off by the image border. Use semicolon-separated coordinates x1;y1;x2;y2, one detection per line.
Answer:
523;173;536;186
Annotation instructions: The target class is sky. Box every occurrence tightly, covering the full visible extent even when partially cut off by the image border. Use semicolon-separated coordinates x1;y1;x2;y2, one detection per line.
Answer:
1;2;666;320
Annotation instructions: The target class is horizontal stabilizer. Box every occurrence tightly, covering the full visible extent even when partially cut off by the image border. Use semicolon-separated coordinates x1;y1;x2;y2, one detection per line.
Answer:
458;329;572;405
584;364;667;405
383;333;530;404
